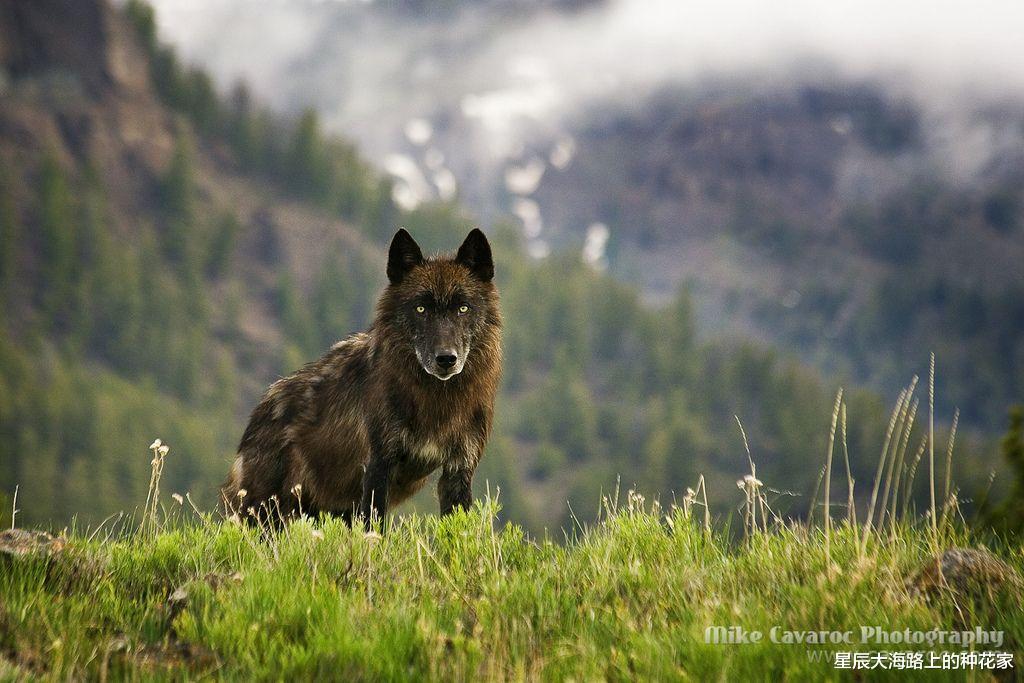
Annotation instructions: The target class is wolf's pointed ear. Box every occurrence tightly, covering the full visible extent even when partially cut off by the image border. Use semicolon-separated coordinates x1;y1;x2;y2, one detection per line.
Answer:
387;229;424;284
456;229;494;282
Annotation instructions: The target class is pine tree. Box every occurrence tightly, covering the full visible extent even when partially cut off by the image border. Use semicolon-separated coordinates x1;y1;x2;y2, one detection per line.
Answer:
990;406;1024;533
89;214;144;371
66;166;108;349
312;251;354;348
644;286;697;391
228;83;259;169
277;271;316;357
125;0;158;53
37;155;76;327
184;68;221;136
286;110;332;205
0;163;17;303
206;212;239;279
159;137;199;268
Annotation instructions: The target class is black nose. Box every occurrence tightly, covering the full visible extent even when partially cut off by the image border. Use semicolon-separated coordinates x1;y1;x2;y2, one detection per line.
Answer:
436;353;458;370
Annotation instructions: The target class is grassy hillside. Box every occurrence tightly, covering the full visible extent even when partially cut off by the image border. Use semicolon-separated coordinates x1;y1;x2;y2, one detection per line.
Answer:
1;502;1021;680
4;376;1020;679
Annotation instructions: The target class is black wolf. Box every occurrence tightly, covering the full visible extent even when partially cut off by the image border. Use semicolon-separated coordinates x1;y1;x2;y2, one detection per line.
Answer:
223;229;502;527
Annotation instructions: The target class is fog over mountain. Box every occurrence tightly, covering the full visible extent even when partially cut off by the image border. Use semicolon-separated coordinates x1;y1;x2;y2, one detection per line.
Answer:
149;0;1024;253
151;0;1024;102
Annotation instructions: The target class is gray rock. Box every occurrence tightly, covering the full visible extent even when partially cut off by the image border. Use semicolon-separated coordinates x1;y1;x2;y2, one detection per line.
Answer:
0;529;65;558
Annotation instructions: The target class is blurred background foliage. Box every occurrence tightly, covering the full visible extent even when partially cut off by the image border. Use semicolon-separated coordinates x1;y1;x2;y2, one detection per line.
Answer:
0;0;1016;534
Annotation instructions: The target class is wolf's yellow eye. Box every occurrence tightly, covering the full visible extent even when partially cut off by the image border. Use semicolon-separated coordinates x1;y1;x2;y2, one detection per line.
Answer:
458;305;469;314
415;305;426;314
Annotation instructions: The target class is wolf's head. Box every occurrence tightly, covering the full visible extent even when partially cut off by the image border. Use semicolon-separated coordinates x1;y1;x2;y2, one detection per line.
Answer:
381;228;498;381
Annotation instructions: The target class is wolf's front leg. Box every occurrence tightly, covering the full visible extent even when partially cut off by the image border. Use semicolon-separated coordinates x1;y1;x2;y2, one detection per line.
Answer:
360;454;393;531
438;463;474;516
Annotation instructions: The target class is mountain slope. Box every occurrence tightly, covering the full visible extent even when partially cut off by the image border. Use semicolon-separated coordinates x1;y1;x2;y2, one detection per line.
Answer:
144;0;1024;430
532;84;1024;427
0;0;992;533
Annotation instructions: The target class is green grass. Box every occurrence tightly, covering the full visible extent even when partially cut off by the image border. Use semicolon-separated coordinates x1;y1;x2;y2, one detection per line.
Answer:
1;498;1021;681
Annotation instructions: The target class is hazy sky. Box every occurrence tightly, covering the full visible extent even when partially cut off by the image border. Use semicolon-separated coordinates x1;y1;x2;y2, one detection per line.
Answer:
150;0;1024;100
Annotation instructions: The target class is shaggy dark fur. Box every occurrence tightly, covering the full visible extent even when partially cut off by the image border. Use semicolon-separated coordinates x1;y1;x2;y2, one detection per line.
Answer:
224;229;502;528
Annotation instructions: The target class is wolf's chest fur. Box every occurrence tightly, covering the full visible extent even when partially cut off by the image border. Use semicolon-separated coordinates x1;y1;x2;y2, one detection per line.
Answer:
409;438;446;464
